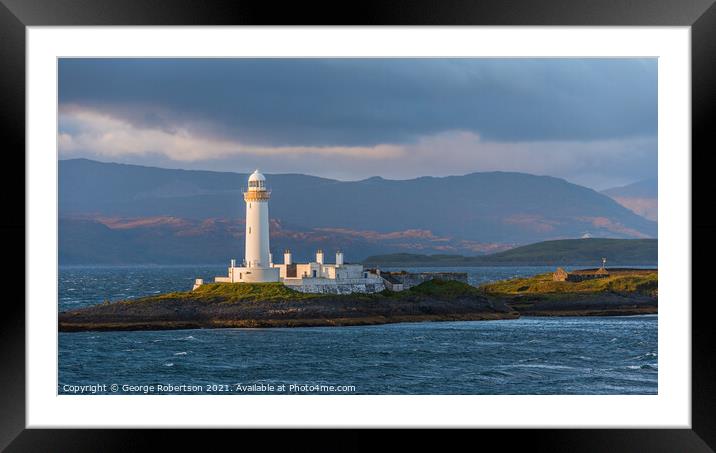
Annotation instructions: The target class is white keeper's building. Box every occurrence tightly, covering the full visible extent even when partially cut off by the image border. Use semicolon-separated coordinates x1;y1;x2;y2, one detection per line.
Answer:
209;170;384;294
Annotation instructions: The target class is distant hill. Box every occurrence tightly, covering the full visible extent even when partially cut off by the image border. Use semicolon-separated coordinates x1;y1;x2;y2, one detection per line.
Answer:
602;179;657;198
58;217;436;265
362;238;657;266
602;179;657;221
59;159;657;264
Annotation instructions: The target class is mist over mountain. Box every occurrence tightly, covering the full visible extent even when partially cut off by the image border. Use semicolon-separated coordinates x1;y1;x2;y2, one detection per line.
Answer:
59;159;656;264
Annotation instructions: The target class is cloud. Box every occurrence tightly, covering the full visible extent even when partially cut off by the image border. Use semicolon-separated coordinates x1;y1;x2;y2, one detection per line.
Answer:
58;59;657;189
58;58;658;147
59;106;655;189
59;106;405;161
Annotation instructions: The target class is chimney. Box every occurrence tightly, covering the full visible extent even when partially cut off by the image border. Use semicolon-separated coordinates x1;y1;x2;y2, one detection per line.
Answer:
284;249;292;265
316;249;324;265
269;252;273;266
336;250;344;266
230;258;236;268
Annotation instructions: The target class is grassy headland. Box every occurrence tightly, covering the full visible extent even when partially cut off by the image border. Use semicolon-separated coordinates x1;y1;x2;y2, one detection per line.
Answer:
59;269;658;332
479;269;657;316
59;280;517;332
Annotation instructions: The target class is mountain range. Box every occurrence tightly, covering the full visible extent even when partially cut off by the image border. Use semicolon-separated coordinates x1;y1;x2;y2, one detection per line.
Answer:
59;159;657;264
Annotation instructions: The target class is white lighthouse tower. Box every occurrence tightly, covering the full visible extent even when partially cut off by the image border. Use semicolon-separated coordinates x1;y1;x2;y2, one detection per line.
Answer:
245;169;271;269
213;169;279;283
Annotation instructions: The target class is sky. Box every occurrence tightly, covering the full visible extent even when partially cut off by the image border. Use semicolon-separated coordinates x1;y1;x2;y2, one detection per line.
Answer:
58;58;657;190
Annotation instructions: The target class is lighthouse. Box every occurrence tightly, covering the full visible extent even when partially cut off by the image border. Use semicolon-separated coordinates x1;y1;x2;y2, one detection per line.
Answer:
245;169;271;268
237;169;280;282
213;170;280;283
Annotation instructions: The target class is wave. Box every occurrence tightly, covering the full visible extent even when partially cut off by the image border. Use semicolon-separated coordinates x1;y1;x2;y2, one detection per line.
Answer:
574;356;593;361
504;364;575;370
630;352;658;360
626;364;657;370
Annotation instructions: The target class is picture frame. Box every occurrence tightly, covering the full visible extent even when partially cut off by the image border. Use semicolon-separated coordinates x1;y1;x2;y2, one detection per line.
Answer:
3;0;714;449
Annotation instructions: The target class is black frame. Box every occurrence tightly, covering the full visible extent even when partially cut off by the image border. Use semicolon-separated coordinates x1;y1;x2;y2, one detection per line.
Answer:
2;0;714;450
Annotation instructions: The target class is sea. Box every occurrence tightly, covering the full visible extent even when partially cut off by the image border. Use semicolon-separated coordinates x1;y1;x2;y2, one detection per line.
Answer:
58;265;657;395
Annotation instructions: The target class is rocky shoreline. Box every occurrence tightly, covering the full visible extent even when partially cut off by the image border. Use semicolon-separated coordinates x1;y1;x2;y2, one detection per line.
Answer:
58;277;657;333
502;292;657;317
59;312;519;332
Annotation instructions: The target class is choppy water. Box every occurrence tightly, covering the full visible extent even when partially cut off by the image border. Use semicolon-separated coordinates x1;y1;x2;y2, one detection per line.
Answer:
58;265;657;395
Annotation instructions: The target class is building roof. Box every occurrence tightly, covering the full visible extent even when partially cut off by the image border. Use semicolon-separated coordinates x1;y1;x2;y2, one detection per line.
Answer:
570;268;610;275
248;169;266;182
381;274;401;284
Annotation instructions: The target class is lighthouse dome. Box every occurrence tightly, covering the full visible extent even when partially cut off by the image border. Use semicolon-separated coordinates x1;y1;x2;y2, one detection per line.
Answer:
247;169;267;190
248;169;266;182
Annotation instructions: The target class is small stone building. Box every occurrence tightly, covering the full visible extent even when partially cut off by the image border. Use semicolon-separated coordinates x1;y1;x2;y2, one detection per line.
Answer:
553;267;569;281
380;273;404;291
553;267;610;282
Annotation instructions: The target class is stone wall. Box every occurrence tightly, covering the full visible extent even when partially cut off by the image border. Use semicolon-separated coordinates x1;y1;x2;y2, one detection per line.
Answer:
282;271;467;294
565;273;609;283
287;281;385;294
386;272;469;290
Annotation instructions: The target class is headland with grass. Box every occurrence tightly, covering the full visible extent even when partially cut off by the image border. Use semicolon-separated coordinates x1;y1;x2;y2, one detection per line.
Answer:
479;268;657;316
59;279;518;332
59;268;657;332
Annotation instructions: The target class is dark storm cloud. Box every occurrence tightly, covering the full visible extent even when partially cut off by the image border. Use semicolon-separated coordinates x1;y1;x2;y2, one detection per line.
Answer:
58;58;657;147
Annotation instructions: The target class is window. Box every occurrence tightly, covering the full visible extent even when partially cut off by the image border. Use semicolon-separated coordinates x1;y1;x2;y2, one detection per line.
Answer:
248;227;251;234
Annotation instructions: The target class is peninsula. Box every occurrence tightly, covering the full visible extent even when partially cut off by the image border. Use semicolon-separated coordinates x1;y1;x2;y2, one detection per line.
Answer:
58;279;518;332
363;238;658;267
480;268;657;316
58;269;657;332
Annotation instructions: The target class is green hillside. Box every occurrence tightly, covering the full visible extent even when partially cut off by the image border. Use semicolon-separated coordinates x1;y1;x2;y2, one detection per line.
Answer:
363;238;657;266
59;279;517;331
479;270;658;296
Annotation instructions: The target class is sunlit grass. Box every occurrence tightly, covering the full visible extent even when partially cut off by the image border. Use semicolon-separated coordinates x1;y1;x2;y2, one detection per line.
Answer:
123;278;490;306
126;282;321;304
479;271;657;296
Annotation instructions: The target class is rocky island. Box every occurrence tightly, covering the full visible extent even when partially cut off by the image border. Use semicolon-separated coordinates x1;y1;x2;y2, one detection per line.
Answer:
58;269;657;332
480;268;658;317
58;280;518;332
